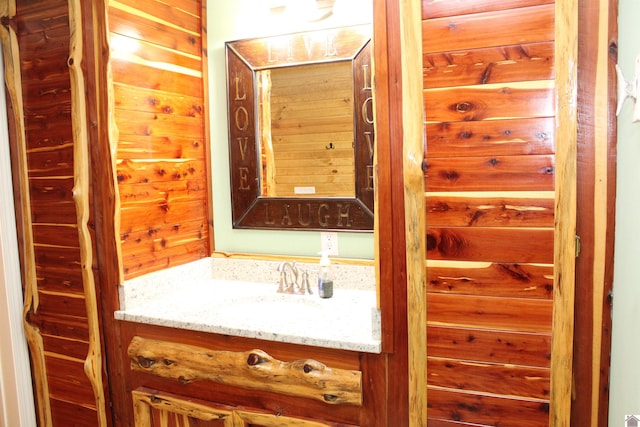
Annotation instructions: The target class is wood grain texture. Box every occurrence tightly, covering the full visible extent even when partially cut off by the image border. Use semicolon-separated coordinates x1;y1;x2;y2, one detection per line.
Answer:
422;0;553;19
425;155;555;192
423;42;554;89
427;356;550;399
549;1;578;425
132;389;234;427
68;2;108;423
422;1;560;424
426;227;554;263
422;4;554;53
427;325;552;368
5;1;114;425
110;0;210;279
427;260;553;299
425;118;555;158
128;336;363;406
426;193;554;227
424;83;554;123
398;0;428;425
428;293;553;333
1;1;53;424
571;0;618;425
427;387;550;427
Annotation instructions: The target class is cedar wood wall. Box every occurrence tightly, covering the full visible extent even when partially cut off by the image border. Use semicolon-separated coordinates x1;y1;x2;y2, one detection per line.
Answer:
422;1;556;425
111;0;211;280
5;0;615;425
12;1;105;425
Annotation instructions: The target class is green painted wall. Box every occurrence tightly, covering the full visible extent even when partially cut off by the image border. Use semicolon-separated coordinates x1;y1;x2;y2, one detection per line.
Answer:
207;0;374;260
610;0;640;423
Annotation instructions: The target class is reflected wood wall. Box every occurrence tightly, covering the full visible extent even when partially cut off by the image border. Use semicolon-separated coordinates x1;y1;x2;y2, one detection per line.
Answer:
262;61;355;198
109;0;211;279
422;1;557;425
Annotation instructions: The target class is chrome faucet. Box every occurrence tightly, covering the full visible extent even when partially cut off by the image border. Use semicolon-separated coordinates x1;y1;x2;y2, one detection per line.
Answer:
277;261;313;295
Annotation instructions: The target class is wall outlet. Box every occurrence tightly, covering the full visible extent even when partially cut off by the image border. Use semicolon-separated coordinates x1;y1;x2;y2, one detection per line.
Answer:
321;232;339;257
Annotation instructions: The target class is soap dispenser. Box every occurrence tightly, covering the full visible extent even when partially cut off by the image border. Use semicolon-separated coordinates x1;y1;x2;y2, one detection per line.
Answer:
318;251;333;298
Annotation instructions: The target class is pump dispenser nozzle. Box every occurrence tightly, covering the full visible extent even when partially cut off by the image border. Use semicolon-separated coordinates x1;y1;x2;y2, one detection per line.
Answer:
318;251;333;298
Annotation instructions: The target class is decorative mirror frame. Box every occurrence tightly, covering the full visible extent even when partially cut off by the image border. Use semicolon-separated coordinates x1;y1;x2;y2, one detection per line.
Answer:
225;25;374;231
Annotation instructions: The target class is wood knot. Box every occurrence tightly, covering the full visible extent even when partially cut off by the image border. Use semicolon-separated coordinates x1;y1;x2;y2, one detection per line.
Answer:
439;170;460;182
421;159;429;173
454;102;472;113
247;352;266;366
136;356;155;369
540;166;554;175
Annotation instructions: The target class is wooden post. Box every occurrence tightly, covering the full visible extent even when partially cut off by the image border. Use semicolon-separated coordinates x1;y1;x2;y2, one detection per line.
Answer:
551;0;578;425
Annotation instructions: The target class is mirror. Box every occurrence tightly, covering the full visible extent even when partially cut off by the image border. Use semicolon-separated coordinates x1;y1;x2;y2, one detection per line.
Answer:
225;25;374;231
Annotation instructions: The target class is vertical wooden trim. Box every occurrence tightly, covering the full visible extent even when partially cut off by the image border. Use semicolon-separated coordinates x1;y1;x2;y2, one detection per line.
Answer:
372;0;394;355
551;0;578;425
67;1;109;425
89;0;132;423
98;0;124;286
588;2;614;425
201;0;215;254
573;0;618;425
398;0;427;425
0;2;52;426
373;0;408;423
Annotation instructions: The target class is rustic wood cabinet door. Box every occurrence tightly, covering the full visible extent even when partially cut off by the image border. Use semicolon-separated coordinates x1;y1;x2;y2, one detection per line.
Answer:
231;410;357;427
132;390;234;427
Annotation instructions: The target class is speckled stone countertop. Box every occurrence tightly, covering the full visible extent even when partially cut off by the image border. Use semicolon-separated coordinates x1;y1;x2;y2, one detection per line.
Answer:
115;257;381;353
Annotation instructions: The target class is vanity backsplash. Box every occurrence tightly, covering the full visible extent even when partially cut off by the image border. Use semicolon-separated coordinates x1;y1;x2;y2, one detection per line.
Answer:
119;256;376;311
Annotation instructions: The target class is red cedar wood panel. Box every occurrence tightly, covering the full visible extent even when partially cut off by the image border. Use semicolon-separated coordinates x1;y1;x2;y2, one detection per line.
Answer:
425;155;555;192
114;85;205;118
425;117;555;158
427;325;552;368
427;262;554;299
424;86;554;123
426;195;554;228
115;0;201;34
111;1;209;279
14;1;101;425
423;42;554;89
109;7;201;57
422;1;556;425
427;357;550;399
422;4;554;54
422;0;554;19
571;0;617;425
427;388;549;427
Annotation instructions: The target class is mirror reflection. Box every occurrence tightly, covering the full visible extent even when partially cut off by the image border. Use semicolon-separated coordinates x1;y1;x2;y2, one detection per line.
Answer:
258;61;355;198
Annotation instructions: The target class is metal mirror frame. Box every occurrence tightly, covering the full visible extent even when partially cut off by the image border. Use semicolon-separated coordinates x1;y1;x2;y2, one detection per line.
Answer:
225;25;374;231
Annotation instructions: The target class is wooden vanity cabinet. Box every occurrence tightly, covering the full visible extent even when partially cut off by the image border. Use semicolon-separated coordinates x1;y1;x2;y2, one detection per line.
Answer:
120;322;367;427
133;388;357;427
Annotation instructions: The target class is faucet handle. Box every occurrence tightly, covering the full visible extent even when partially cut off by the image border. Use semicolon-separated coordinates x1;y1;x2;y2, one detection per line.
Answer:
300;269;313;295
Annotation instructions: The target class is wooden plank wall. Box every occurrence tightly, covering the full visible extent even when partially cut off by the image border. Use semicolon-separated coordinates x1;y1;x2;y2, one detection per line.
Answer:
109;0;211;279
263;61;355;198
421;1;556;425
11;1;106;425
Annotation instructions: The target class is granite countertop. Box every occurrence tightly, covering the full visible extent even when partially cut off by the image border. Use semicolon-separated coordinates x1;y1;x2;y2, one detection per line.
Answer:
115;258;381;353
